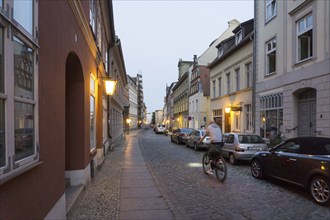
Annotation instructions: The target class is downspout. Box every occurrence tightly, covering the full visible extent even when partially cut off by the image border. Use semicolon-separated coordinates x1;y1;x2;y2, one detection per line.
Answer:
108;42;115;151
252;0;257;134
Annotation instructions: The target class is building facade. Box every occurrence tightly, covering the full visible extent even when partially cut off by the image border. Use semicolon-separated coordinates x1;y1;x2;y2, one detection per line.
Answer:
136;73;146;128
254;0;330;143
0;0;126;219
164;82;176;129
172;60;192;128
209;19;254;133
127;75;138;129
188;55;210;129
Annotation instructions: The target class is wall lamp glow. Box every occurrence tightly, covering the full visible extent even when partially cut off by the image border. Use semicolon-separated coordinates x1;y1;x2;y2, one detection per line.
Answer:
104;79;117;96
96;71;117;96
225;107;231;114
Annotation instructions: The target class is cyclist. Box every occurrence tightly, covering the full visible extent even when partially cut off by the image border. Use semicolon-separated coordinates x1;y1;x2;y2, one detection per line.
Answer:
199;120;223;175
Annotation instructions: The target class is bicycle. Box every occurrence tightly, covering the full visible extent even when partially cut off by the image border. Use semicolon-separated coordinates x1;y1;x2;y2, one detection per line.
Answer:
202;152;227;182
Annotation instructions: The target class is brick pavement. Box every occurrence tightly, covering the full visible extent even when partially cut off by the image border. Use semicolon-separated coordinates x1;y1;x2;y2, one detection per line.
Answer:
67;129;175;220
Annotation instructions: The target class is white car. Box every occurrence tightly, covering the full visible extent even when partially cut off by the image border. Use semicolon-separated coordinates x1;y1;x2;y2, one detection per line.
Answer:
155;124;166;134
222;133;268;165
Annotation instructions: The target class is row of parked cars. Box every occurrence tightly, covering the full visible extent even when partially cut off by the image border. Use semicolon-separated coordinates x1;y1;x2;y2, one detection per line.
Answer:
167;127;330;206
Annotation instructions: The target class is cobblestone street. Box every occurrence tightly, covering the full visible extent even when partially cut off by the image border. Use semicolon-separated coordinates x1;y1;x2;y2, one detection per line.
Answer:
68;129;330;220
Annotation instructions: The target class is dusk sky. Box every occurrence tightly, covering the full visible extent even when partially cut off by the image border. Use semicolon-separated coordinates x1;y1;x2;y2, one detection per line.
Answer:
113;0;254;117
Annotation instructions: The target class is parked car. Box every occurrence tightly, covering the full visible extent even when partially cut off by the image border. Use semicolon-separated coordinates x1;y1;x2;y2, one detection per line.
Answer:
170;128;193;144
251;137;330;205
186;129;211;151
155;124;166;134
222;133;268;165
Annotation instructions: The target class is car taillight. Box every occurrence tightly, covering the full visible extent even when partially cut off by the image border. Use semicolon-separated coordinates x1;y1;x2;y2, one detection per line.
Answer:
235;146;245;152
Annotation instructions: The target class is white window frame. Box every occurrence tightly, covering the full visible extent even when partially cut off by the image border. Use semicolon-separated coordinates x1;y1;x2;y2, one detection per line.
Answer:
235;30;242;45
297;13;313;62
218;77;222;97
245;104;252;132
0;0;39;181
266;0;276;21
226;73;231;94
218;46;224;58
235;68;240;91
102;95;107;143
266;38;276;76
89;0;96;34
245;62;252;88
90;76;96;151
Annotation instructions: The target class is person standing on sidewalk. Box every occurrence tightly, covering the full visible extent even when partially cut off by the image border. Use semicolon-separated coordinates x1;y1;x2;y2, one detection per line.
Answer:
199;121;223;174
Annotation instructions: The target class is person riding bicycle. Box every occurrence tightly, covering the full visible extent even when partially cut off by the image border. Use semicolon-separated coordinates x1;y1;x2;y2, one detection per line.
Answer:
199;120;223;175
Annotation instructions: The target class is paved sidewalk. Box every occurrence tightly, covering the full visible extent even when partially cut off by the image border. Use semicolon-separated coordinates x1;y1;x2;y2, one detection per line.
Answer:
67;129;174;220
120;134;174;220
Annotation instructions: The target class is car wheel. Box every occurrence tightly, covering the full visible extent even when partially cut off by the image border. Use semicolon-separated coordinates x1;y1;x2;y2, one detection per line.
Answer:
194;143;198;151
310;176;330;205
229;153;237;165
251;159;263;179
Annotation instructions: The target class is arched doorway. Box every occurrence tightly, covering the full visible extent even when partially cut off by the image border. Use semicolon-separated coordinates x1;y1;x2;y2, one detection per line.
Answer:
297;88;316;137
65;52;85;185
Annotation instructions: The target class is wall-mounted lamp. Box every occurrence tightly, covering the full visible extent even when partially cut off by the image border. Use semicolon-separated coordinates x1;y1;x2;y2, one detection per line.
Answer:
97;71;117;96
225;107;231;114
104;79;117;95
126;118;131;124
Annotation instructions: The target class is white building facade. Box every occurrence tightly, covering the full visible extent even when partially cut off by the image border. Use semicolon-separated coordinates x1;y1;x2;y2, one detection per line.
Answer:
254;0;330;143
127;75;138;129
188;19;240;129
209;19;254;134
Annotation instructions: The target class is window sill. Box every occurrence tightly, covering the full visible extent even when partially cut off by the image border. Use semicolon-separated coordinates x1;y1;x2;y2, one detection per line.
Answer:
294;57;314;66
0;160;43;186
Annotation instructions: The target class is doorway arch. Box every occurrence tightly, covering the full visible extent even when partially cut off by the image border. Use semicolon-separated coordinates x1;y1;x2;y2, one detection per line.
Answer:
296;88;316;137
65;52;85;174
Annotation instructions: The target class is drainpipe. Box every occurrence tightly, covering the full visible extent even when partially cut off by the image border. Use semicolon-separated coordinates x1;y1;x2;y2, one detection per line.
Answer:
108;42;115;150
252;0;257;134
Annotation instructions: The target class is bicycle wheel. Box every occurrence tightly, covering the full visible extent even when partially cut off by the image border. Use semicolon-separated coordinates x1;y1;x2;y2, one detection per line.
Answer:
214;157;227;182
202;153;209;174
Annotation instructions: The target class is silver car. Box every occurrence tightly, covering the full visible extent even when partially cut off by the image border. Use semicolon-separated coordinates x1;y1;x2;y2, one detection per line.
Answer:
222;133;268;165
186;129;210;151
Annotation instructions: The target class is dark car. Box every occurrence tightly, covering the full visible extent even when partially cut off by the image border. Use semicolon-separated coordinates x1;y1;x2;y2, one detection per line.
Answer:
251;137;330;205
186;129;210;151
170;128;193;144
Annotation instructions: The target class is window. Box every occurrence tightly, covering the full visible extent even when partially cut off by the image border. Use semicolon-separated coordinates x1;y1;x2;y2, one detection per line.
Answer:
196;100;198;112
235;68;240;91
212;80;216;98
89;0;96;34
13;0;33;35
245;62;252;88
266;38;276;75
234;112;240;131
226;73;231;94
245;104;252;131
235;30;242;44
266;0;276;21
297;14;313;62
218;46;224;58
1;0;38;179
218;77;222;97
102;96;108;142
90;76;96;151
260;93;283;140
